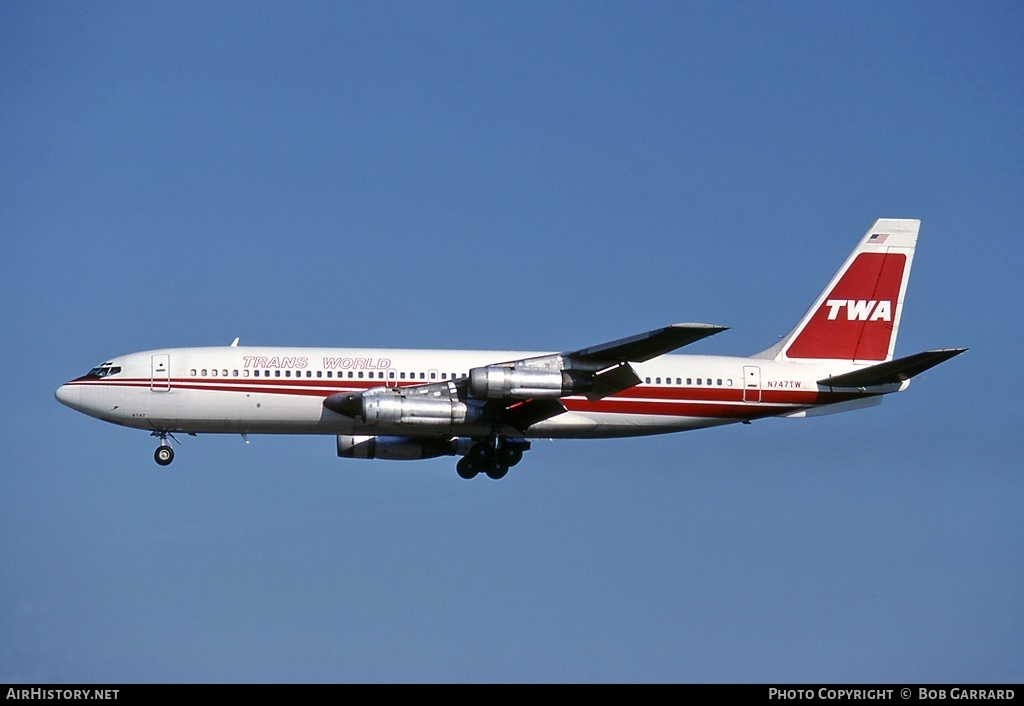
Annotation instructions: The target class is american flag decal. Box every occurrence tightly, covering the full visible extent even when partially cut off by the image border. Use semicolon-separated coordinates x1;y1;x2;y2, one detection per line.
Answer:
868;233;889;243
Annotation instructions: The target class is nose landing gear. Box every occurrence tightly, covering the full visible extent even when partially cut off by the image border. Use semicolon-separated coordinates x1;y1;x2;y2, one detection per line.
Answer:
151;431;178;466
154;445;174;466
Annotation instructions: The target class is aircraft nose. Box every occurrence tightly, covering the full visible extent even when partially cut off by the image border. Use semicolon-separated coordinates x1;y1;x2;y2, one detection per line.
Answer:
55;384;80;411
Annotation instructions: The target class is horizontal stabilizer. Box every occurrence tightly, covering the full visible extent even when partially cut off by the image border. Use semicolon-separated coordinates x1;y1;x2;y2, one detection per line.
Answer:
818;348;967;388
569;323;727;364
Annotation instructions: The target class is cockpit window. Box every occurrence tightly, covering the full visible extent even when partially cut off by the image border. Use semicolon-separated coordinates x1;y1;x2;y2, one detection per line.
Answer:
86;365;122;378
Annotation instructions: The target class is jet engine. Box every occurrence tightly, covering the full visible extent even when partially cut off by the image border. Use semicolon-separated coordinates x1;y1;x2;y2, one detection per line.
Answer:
468;367;592;400
337;435;466;460
324;391;480;426
363;395;472;425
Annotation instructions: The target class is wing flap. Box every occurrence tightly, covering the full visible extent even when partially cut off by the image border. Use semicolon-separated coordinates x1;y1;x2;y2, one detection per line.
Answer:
585;363;643;401
500;398;567;431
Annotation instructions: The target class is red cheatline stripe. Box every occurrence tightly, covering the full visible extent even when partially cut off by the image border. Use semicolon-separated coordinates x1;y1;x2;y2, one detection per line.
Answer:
65;378;866;415
562;398;804;419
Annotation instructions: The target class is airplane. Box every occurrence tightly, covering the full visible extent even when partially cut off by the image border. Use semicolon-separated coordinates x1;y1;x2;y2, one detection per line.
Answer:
55;218;965;480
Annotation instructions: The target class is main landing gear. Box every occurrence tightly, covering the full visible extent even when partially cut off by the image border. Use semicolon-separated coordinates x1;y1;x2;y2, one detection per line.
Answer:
151;431;178;466
456;437;527;480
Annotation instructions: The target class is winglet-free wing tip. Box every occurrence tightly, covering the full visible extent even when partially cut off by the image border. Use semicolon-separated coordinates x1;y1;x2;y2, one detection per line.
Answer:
671;322;729;331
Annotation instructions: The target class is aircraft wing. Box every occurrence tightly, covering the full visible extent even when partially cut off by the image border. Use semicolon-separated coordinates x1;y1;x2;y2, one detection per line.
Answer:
447;322;727;407
564;323;728;365
324;323;727;431
505;322;727;402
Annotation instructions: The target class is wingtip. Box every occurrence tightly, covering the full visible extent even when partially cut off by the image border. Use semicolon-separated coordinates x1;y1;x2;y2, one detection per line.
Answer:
670;322;729;332
930;347;969;357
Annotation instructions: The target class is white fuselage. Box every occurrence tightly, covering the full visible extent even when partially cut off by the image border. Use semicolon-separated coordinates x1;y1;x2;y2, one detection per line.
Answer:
55;345;887;440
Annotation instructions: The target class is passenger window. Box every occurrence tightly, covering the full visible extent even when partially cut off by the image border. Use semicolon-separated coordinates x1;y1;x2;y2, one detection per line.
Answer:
696;378;702;385
717;379;722;386
232;370;238;377
190;369;197;376
419;373;425;380
243;370;249;377
676;378;682;385
275;370;281;378
202;369;208;376
645;377;651;384
706;378;712;386
212;369;218;377
430;372;436;380
686;377;692;385
400;372;406;379
326;371;332;378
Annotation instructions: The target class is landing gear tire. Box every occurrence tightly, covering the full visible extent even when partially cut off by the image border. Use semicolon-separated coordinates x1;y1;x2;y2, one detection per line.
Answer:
469;442;493;463
485;460;509;480
456;457;478;480
499;446;523;467
154;445;174;466
460;439;521;479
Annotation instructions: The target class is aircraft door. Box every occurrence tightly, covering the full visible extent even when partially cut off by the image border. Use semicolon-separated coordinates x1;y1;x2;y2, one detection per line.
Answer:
742;365;761;402
151;354;171;392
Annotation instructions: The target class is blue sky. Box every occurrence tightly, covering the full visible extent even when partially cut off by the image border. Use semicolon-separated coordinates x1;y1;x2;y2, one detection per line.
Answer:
2;1;1022;683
